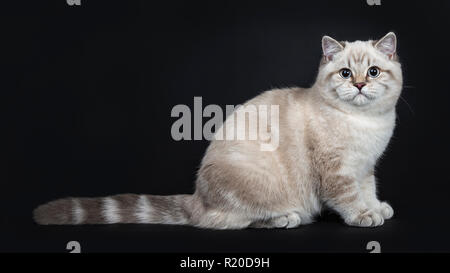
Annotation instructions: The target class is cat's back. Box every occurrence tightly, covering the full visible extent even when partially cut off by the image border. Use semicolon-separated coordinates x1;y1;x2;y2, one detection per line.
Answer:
240;87;306;107
203;87;309;159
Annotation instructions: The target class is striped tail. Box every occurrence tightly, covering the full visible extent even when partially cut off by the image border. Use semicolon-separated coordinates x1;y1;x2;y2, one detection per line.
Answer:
33;194;194;225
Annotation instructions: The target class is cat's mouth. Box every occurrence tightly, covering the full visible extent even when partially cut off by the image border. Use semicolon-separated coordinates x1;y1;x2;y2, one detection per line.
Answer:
354;92;369;99
353;88;378;100
336;87;377;105
351;92;375;106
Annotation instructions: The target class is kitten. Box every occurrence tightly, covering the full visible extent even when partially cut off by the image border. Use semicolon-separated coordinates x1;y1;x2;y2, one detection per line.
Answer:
34;32;402;229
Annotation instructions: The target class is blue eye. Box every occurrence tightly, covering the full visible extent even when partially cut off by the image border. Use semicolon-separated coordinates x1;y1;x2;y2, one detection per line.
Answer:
339;68;352;79
368;66;380;78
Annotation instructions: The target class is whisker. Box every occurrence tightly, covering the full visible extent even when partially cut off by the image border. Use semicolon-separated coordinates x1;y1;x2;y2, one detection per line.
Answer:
399;95;414;115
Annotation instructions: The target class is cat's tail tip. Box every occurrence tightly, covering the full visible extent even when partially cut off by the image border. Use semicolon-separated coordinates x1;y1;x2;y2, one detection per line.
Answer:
33;198;73;225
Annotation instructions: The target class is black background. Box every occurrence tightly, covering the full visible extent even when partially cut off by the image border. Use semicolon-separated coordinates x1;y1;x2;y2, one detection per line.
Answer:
2;0;450;252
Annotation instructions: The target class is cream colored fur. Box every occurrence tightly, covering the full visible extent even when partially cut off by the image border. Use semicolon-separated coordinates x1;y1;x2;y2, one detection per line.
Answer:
193;32;402;228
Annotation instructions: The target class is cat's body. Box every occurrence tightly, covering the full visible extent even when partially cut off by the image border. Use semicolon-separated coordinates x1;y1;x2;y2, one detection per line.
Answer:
34;33;402;229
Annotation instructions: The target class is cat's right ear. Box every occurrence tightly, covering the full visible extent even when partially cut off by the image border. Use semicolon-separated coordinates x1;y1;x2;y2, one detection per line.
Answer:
322;36;344;62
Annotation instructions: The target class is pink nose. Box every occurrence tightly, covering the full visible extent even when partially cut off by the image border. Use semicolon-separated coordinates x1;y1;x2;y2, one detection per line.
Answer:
354;82;366;90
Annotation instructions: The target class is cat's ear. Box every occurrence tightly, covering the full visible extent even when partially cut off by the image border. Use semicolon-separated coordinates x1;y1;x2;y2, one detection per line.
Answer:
375;32;397;59
322;36;344;62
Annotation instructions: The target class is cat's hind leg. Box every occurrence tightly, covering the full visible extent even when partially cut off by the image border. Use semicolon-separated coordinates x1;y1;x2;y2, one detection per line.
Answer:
250;212;303;229
192;209;253;230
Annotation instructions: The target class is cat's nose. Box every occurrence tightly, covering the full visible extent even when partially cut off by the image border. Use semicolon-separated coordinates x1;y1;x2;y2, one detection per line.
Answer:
354;82;366;91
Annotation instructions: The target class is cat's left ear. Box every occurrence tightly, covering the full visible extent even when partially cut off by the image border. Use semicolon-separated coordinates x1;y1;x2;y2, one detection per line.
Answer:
322;36;344;62
375;32;397;59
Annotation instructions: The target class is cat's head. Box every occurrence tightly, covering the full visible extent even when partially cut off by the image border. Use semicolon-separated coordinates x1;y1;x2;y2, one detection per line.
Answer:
316;32;402;113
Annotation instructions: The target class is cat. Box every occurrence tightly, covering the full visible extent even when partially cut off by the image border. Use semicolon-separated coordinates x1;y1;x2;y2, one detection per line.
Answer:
33;32;402;229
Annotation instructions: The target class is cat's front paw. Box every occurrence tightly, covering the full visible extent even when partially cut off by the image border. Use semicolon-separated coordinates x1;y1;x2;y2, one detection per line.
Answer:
345;210;384;227
379;202;394;219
